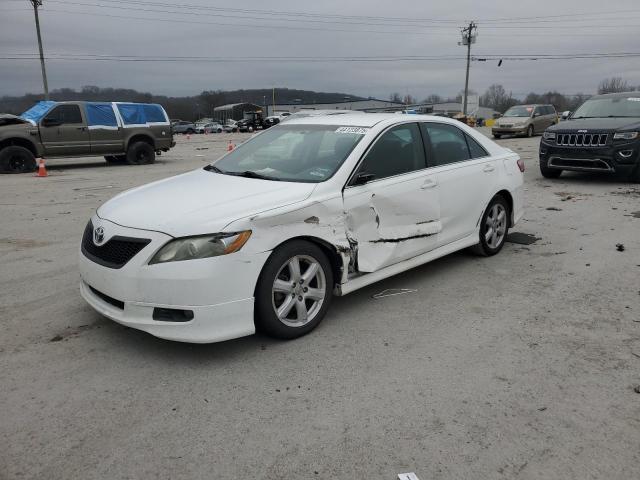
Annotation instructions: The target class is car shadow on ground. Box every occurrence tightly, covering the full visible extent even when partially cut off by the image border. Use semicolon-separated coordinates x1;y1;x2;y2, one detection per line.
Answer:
551;170;638;184
46;159;169;171
88;250;476;363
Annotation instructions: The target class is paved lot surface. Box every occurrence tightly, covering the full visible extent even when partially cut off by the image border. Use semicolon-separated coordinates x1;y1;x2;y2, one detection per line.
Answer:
1;129;639;479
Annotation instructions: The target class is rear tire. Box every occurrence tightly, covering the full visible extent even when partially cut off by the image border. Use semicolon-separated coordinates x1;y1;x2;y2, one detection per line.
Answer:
126;141;155;165
255;240;334;339
0;146;37;174
471;195;510;257
540;158;562;178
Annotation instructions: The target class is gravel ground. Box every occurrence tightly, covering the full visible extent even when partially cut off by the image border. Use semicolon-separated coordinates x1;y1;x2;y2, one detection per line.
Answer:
1;129;639;480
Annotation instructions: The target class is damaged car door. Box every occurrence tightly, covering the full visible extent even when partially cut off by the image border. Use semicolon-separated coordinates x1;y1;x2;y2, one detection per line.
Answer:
343;122;441;273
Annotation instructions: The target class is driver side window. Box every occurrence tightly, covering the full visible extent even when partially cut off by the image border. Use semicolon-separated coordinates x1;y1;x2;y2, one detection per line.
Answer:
356;123;426;182
43;105;83;125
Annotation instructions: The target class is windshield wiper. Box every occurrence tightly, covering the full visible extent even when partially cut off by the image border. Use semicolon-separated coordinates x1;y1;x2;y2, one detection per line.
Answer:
204;164;225;174
227;170;282;181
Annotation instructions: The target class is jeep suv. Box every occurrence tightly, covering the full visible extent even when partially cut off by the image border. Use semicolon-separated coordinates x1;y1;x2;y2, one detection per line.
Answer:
492;104;558;138
0;101;174;173
539;92;640;182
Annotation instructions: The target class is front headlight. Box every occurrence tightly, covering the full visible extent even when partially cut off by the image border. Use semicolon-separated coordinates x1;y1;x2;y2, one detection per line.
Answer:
543;131;556;140
149;231;252;264
613;131;639;140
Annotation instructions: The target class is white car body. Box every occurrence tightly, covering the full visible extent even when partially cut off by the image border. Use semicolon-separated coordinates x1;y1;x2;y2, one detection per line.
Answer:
79;114;524;343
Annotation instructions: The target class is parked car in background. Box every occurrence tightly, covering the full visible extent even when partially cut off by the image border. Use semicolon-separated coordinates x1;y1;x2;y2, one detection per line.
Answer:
195;122;223;134
492;105;558;138
172;121;196;134
0;100;174;173
78;113;524;343
539;91;640;182
262;116;282;129
223;120;238;133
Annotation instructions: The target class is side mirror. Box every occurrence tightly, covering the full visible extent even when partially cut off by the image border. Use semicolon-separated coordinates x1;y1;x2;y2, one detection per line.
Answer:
42;118;62;127
351;172;376;186
561;111;572;120
533;112;541;118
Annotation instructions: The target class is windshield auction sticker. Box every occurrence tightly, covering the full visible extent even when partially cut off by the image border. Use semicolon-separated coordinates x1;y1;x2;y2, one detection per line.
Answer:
626;98;640;102
335;126;369;135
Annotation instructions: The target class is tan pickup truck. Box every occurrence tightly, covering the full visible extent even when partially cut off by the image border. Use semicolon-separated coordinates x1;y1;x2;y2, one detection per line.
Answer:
0;101;175;173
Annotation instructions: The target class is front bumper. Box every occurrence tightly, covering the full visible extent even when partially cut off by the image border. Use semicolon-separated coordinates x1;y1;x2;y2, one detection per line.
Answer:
492;125;528;135
78;216;271;343
539;140;639;174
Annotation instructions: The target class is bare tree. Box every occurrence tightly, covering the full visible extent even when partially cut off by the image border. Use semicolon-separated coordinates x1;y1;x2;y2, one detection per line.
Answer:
423;94;443;104
480;84;517;113
403;94;416;105
598;77;632;94
389;92;403;103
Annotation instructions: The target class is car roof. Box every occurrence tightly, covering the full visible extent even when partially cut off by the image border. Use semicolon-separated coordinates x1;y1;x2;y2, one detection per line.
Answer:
283;113;468;128
591;91;639;99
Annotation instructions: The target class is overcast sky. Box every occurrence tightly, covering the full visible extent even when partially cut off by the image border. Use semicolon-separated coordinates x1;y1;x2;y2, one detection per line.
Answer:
1;0;639;99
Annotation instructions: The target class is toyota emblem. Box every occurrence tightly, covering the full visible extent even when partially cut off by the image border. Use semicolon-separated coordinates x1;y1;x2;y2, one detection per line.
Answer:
94;226;105;245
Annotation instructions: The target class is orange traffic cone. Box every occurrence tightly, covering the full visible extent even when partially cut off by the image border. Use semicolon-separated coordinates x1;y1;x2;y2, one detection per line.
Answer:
35;158;48;177
227;140;234;152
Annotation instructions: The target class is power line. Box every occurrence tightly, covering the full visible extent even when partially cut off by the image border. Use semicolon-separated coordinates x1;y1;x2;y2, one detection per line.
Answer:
4;52;640;63
62;0;640;25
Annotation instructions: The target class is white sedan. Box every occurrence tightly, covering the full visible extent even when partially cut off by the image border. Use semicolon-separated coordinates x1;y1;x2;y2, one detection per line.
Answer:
79;114;524;343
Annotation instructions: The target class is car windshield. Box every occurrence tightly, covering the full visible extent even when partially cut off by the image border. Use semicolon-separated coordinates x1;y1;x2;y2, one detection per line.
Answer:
503;106;533;117
209;124;365;183
572;96;640;118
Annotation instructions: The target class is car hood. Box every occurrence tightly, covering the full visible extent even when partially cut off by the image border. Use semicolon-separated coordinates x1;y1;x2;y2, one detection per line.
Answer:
97;168;317;237
548;117;640;132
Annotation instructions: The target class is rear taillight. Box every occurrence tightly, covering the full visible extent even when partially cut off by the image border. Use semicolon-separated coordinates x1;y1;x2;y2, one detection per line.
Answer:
517;159;525;172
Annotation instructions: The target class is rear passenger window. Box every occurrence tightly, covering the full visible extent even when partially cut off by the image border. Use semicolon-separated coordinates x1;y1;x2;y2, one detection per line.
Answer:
44;105;83;125
143;104;166;123
421;123;470;166
357;123;426;181
466;134;488;158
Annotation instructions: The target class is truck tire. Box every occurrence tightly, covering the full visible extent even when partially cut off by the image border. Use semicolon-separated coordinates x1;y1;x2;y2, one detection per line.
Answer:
0;146;37;174
126;141;155;165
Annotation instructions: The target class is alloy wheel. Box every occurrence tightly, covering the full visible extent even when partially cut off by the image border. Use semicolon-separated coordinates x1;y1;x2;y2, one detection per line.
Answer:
271;255;326;327
484;203;507;249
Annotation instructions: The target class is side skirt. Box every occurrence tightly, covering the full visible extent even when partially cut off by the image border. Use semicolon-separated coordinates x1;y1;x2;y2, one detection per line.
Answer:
335;233;478;296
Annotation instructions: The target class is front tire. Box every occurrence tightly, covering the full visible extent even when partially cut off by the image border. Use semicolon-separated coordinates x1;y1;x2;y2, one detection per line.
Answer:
526;125;534;138
0;146;36;174
493;133;501;139
126;141;155;165
540;158;562;178
255;240;334;339
472;195;510;256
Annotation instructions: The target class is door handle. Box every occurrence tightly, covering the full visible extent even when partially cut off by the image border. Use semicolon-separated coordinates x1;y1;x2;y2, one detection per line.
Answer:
483;164;495;173
76;127;87;131
421;179;438;189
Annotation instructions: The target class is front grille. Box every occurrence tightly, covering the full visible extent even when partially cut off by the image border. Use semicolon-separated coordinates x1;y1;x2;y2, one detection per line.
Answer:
556;133;608;147
81;220;151;269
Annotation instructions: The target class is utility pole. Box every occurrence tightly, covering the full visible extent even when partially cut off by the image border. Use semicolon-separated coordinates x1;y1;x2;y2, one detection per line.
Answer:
30;0;49;100
459;21;477;116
